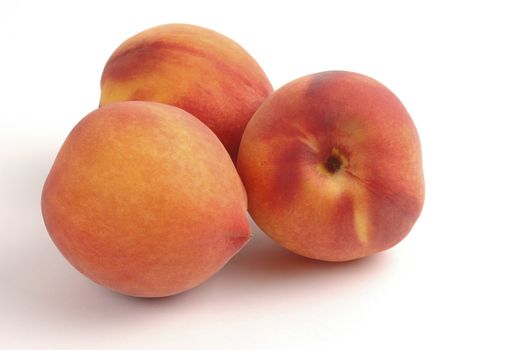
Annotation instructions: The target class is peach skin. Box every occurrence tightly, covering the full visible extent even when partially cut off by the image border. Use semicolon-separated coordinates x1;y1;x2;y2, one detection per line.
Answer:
99;23;273;160
236;71;424;262
42;101;250;297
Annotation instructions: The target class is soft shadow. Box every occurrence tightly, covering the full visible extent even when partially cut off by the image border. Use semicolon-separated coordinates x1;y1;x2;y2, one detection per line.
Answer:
2;235;208;334
2;146;393;332
1;148;202;331
220;219;393;289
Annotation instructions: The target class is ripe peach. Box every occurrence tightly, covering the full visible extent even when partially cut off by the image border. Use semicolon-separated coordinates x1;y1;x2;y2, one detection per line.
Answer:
42;101;250;297
99;24;273;160
237;71;424;262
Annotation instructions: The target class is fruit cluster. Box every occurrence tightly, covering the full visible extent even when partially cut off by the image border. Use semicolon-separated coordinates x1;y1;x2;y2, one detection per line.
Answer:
41;24;425;297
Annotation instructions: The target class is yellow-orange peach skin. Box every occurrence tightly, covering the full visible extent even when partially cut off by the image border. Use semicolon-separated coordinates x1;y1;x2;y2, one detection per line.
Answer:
41;101;250;297
100;24;273;160
237;71;425;262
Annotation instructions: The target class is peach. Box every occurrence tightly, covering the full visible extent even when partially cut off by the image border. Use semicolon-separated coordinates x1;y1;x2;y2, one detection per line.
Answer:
237;71;424;262
99;23;273;160
41;101;250;297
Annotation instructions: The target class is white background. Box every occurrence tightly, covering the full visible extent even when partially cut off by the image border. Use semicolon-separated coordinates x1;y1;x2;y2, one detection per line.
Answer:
1;0;525;349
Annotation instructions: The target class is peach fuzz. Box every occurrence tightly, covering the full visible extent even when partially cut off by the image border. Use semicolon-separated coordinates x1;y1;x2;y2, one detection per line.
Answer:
99;24;273;160
237;71;424;262
41;101;250;297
